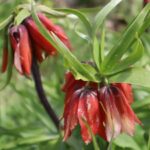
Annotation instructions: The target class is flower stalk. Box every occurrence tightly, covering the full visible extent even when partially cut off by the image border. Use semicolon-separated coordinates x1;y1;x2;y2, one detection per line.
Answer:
31;55;60;129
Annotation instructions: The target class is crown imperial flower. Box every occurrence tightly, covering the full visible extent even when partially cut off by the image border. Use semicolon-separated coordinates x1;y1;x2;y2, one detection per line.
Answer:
1;13;71;75
24;13;71;56
62;72;141;143
99;84;141;141
63;86;104;144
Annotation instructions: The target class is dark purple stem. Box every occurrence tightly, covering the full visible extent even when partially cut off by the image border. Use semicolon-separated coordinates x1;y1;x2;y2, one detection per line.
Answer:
31;56;59;129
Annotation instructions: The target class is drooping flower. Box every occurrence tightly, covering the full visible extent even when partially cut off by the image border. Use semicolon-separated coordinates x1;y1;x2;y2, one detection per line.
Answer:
38;13;71;49
9;24;32;75
63;86;105;144
24;17;56;56
98;84;141;141
24;13;71;57
62;72;141;143
1;13;71;75
62;72;105;143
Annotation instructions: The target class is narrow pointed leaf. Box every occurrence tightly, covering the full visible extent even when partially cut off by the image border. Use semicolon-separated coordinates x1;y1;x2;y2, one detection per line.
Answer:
94;0;122;33
14;9;30;25
102;4;150;73
0;134;59;149
93;37;101;72
0;37;13;91
0;15;13;30
82;119;100;150
106;37;144;74
100;25;105;62
37;5;66;17
31;6;98;82
54;8;92;38
108;67;150;88
114;134;141;150
52;33;98;81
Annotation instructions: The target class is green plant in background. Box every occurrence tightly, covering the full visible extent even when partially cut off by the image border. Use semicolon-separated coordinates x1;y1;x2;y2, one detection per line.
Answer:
0;0;150;150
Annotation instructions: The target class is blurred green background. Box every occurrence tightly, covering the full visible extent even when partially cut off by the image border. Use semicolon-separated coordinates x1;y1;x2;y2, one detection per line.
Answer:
0;0;150;150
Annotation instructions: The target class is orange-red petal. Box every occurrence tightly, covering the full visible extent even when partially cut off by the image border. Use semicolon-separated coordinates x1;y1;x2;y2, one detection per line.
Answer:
24;18;57;56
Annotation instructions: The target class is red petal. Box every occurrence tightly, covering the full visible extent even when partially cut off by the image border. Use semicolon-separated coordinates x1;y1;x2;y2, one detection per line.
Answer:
85;90;101;135
9;26;18;51
14;46;23;74
62;72;76;92
111;85;141;136
53;25;72;49
113;83;134;104
9;26;23;74
144;0;150;3
38;13;71;49
62;72;86;106
99;86;121;141
18;25;32;75
63;89;81;141
33;44;44;63
77;90;92;144
24;18;56;56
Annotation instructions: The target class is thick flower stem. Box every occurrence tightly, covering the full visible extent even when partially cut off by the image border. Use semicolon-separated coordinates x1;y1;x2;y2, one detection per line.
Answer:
31;56;59;129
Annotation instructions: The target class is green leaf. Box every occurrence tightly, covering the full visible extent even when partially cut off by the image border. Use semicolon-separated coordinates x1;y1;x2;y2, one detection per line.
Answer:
0;134;59;150
37;5;66;17
0;126;20;137
0;36;13;91
31;5;98;82
75;29;90;42
93;37;101;72
82;119;100;150
93;0;122;34
63;58;91;81
139;12;150;36
102;4;150;74
52;33;98;81
108;67;150;88
0;15;13;30
18;135;58;145
107;36;144;74
114;134;141;150
54;8;92;38
100;25;105;62
14;8;30;25
82;63;97;74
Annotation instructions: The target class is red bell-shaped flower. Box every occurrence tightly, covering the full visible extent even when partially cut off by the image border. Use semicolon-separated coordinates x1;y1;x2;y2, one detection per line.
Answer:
99;84;141;141
62;72;141;143
63;87;104;144
24;13;71;57
38;13;71;49
9;25;32;75
24;17;56;56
